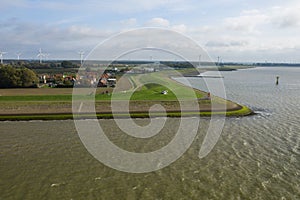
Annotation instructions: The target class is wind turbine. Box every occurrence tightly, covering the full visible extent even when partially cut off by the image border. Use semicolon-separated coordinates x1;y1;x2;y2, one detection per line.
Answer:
78;51;85;66
198;54;202;67
16;52;22;61
217;56;220;66
37;48;45;64
0;51;7;64
44;53;50;61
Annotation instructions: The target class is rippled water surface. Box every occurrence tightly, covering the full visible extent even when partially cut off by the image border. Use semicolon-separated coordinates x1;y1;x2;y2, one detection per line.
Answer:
1;67;300;199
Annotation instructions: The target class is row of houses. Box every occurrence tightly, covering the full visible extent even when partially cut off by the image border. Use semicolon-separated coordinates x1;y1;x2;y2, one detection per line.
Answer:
39;71;116;87
38;65;157;87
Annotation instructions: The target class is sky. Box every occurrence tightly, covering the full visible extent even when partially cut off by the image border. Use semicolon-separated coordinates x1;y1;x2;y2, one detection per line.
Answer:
1;0;300;63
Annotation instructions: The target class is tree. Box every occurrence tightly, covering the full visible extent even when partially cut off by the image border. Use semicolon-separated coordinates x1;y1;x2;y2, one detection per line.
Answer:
0;65;18;88
61;61;76;68
18;67;39;87
0;65;38;88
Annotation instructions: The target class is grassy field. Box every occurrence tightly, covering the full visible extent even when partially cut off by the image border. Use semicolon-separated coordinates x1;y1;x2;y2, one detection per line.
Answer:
0;71;253;120
0;72;203;101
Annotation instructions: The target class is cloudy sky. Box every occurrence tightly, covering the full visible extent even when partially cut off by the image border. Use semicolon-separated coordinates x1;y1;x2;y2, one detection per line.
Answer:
1;0;300;62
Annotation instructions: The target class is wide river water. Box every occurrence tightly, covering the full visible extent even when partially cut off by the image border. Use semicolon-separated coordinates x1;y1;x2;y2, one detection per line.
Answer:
1;67;300;199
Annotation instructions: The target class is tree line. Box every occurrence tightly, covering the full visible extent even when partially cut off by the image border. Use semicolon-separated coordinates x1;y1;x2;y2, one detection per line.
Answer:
6;60;79;70
0;65;39;88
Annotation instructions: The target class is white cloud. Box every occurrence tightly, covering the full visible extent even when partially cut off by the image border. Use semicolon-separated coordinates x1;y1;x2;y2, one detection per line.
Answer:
270;5;300;28
110;0;195;13
0;0;81;11
145;18;170;27
171;24;187;33
0;18;116;59
144;18;187;33
207;1;300;59
223;2;300;33
223;11;269;33
2;0;300;61
120;18;137;27
205;40;248;48
240;9;260;15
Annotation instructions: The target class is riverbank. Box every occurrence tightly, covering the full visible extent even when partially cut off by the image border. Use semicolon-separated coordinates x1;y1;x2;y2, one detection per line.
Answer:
0;71;253;121
0;100;253;121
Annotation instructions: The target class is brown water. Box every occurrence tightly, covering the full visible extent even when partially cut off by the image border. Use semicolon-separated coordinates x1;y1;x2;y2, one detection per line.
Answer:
1;67;300;199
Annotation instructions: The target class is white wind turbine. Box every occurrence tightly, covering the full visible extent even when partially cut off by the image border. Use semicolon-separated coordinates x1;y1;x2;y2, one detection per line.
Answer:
198;54;202;67
0;51;7;64
16;52;22;61
44;53;50;61
78;51;85;66
37;48;45;64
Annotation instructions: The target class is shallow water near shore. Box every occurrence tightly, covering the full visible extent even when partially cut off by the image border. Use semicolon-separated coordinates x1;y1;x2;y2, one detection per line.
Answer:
1;67;300;199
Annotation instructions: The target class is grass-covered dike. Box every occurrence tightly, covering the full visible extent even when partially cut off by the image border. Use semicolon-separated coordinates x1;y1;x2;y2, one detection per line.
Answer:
0;71;253;121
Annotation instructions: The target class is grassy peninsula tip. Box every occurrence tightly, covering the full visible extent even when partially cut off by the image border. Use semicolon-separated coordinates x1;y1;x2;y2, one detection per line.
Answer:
0;70;252;121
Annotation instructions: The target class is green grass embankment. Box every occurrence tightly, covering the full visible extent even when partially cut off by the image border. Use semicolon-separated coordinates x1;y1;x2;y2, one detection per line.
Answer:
0;71;253;120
